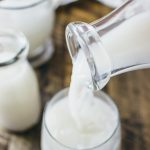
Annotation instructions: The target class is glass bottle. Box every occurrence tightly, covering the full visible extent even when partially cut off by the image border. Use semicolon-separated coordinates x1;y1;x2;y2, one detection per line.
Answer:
0;29;41;131
66;0;150;90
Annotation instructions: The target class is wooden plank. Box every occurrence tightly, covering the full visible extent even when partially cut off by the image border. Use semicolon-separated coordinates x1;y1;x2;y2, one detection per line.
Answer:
107;70;150;150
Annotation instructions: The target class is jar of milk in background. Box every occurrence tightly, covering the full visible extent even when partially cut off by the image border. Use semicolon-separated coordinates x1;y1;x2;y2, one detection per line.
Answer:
0;29;41;131
0;0;55;67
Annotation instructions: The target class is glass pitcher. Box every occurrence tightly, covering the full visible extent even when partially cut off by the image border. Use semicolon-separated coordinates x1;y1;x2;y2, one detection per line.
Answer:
0;29;41;131
66;0;150;90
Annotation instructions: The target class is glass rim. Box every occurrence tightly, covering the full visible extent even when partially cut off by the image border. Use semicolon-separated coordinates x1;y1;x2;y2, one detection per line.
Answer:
0;29;29;66
43;88;120;150
0;0;49;10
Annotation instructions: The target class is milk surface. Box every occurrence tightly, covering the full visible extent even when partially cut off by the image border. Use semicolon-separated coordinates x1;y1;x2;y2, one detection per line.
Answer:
0;0;54;57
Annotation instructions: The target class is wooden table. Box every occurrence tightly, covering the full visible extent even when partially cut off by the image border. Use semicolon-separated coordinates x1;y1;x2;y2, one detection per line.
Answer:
0;0;150;149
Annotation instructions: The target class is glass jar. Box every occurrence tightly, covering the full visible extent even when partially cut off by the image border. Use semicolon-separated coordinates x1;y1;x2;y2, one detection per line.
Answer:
41;88;121;150
66;0;150;90
0;29;41;131
0;0;55;67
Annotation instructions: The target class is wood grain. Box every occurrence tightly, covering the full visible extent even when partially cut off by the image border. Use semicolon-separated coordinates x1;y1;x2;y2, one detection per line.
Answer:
0;0;149;150
107;70;150;150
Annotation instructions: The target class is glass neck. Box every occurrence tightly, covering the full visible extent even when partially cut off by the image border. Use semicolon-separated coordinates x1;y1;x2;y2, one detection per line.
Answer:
66;0;150;90
0;29;28;67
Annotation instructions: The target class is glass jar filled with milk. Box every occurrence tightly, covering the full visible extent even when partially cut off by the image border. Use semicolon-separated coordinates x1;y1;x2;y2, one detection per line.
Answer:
0;0;55;67
0;29;41;131
66;0;150;90
41;88;121;150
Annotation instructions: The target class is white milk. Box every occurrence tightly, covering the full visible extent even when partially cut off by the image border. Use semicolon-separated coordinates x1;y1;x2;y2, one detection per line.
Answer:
0;0;54;57
43;94;120;150
68;50;91;129
101;12;150;74
0;51;41;131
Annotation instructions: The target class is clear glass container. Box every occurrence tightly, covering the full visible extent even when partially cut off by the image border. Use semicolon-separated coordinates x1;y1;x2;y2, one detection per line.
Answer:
66;0;150;90
0;0;55;67
0;29;41;131
41;88;121;150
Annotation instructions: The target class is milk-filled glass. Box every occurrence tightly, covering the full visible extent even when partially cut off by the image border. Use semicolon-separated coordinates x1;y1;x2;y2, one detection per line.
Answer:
41;88;121;150
66;0;150;90
0;29;41;131
0;0;55;66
